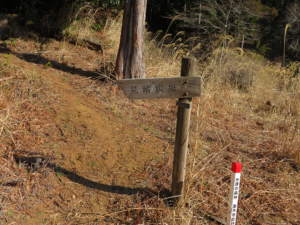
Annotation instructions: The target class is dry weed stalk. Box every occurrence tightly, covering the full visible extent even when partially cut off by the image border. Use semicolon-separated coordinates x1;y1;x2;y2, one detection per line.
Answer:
101;15;300;224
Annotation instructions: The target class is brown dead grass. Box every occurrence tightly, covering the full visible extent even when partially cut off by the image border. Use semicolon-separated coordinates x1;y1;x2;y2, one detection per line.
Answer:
0;43;64;224
0;10;299;225
99;16;300;224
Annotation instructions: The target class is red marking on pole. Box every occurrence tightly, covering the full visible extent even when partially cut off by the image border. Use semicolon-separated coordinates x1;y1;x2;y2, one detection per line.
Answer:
231;162;242;173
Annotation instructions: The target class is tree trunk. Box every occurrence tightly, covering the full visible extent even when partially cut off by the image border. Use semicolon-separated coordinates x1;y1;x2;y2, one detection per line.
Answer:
115;0;147;79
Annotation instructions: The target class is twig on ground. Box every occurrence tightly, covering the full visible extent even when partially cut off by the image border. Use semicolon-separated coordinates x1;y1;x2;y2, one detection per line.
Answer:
0;77;15;82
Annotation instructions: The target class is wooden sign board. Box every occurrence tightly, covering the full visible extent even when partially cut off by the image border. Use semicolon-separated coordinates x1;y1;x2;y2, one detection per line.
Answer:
117;57;200;202
117;76;201;100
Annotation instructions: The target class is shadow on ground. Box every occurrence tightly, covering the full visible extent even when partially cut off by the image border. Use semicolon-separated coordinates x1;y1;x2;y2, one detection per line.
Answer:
13;152;171;198
0;46;113;80
59;166;145;195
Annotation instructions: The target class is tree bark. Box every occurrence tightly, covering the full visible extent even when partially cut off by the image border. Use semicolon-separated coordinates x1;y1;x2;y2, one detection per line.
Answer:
115;0;147;79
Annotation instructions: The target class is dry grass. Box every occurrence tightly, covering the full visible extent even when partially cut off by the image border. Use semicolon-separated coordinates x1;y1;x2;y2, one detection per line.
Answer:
94;15;300;224
0;9;299;224
61;5;101;41
0;50;63;223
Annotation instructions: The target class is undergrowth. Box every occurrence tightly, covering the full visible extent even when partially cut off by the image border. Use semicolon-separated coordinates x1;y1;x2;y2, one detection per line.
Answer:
0;53;62;222
96;14;300;224
0;7;299;225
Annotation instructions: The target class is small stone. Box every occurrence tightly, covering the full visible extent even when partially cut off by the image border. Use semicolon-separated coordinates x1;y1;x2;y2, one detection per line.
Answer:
72;195;76;199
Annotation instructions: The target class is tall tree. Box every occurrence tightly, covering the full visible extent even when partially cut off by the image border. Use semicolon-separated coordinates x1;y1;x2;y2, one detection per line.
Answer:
115;0;147;79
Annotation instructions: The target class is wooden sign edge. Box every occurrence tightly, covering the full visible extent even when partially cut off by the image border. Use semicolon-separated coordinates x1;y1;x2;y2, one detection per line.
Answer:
116;76;201;83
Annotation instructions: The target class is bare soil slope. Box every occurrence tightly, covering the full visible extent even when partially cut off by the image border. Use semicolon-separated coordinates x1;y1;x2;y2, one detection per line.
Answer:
0;34;299;225
0;37;170;224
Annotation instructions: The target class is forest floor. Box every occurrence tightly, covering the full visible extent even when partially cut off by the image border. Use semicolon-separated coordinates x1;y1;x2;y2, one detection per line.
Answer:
0;29;299;225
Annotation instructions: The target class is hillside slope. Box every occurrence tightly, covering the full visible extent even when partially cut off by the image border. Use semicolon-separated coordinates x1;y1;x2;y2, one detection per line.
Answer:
0;29;299;224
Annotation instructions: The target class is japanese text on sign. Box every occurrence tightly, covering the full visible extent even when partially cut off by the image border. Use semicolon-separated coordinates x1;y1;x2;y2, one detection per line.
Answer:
130;84;177;94
117;76;201;100
229;173;241;225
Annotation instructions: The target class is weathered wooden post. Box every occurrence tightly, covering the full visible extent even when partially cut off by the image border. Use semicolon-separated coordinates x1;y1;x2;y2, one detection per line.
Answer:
117;57;200;204
171;58;196;199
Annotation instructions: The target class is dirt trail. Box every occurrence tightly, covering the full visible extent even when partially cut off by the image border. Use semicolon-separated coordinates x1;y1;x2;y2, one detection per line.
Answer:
38;76;168;221
54;76;166;188
0;39;170;224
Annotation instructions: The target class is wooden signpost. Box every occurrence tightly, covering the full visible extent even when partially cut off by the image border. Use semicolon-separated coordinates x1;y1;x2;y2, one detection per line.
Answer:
117;76;201;100
117;57;201;201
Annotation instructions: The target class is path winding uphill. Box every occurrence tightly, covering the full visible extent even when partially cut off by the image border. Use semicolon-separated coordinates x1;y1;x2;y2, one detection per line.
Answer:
0;37;169;224
44;77;167;222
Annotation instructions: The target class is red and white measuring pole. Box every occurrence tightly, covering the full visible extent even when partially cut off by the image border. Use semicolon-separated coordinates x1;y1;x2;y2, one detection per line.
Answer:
226;162;242;225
